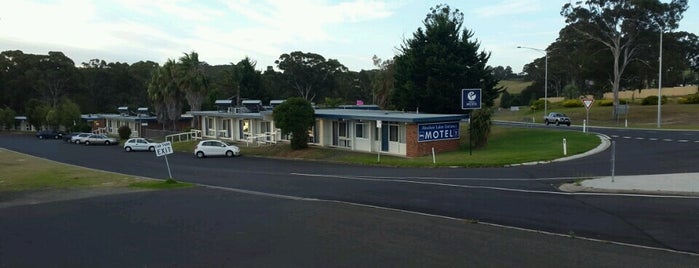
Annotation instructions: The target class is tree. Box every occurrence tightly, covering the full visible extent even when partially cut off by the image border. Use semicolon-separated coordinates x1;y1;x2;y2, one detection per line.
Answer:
178;51;208;127
273;97;315;150
0;107;16;130
236;57;263;101
391;4;501;115
561;0;688;109
371;55;395;108
25;99;48;130
57;98;81;132
275;51;348;102
148;59;183;130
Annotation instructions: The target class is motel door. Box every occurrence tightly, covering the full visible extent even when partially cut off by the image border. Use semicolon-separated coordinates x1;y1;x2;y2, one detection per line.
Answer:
381;125;389;152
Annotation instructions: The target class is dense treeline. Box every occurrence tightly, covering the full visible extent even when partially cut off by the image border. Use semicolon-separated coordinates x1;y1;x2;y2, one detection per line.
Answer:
0;49;383;130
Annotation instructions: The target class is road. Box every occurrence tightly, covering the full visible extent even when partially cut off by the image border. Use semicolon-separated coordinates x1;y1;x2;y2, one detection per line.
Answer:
1;127;699;265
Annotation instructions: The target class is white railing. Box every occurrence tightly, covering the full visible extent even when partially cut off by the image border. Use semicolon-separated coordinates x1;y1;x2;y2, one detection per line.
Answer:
93;127;107;134
165;130;202;143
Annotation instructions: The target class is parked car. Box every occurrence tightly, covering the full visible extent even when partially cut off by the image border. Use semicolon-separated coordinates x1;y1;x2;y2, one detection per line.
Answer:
36;130;63;139
124;138;157;152
71;133;92;144
544;112;571;126
194;140;240;158
84;134;118;145
62;132;81;142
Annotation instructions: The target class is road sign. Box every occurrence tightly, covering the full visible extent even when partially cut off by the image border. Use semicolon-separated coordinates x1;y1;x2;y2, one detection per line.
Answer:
155;141;173;157
376;120;382;129
461;88;482;110
582;98;594;110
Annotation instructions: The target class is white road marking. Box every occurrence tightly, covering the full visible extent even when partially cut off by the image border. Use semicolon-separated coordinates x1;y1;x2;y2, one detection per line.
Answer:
678;140;689;143
649;138;658;141
635;137;644;140
197;180;699;258
663;139;674;142
290;173;699;199
623;136;632;139
611;135;620;138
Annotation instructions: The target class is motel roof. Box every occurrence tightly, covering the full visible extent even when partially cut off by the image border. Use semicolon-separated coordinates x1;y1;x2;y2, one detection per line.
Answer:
312;109;467;123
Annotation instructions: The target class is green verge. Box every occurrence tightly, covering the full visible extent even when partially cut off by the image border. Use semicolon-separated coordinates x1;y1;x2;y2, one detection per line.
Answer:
0;149;192;192
172;126;601;168
128;179;194;190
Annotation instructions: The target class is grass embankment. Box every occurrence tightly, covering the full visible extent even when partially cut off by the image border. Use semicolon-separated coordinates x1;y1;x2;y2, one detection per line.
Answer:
0;149;193;192
494;82;699;129
494;102;699;129
173;126;600;168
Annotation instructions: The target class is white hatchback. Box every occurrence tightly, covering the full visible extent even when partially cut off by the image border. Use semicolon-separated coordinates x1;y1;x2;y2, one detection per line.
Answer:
194;140;240;158
124;138;157;152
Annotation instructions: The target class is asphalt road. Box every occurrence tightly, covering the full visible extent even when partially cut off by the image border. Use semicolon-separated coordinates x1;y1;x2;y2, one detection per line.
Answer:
1;128;699;265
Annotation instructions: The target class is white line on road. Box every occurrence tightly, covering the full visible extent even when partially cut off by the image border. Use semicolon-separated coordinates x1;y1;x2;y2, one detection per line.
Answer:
290;173;699;199
649;138;658;141
678;140;689;143
663;139;674;142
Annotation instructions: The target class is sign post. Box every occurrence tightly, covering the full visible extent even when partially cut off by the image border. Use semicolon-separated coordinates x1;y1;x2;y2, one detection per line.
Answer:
462;89;482;156
155;141;174;179
376;120;382;162
581;97;594;133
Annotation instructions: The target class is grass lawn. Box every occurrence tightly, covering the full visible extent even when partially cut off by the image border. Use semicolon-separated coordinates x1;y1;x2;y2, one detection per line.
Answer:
174;126;600;168
0;149;193;192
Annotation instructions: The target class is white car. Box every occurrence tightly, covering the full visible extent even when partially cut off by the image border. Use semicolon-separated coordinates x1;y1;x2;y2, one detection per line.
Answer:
194;140;240;158
124;138;157;152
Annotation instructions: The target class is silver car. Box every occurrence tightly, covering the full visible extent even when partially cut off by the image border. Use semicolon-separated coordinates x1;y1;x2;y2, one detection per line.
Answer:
71;133;92;144
194;140;240;158
123;138;157;152
84;134;118;145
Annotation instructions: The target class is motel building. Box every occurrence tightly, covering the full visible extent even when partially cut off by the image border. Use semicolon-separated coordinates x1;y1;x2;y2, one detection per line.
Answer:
190;100;467;157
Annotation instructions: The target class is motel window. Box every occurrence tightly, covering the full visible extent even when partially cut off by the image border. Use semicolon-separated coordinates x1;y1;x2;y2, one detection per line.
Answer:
338;121;348;137
356;123;365;138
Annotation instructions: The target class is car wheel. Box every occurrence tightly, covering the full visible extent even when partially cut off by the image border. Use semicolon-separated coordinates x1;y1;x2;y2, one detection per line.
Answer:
39;136;44;139
125;146;132;152
567;123;571;126
105;141;111;145
196;151;205;158
54;136;59;139
556;121;560;126
148;146;155;152
85;141;91;145
226;150;234;157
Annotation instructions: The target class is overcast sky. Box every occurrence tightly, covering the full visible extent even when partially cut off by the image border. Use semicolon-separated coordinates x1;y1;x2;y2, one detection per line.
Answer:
1;0;697;73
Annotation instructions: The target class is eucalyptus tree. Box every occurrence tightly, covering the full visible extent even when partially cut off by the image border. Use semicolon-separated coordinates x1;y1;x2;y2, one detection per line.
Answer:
561;0;688;108
275;51;348;102
371;55;394;108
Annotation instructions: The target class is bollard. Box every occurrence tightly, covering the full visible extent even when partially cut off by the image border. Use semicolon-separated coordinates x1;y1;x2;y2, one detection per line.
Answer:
432;147;436;164
583;119;587;133
563;138;567;156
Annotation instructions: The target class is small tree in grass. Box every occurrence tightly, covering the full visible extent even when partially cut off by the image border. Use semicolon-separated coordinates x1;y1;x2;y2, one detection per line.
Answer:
118;125;132;140
273;97;315;150
470;108;492;148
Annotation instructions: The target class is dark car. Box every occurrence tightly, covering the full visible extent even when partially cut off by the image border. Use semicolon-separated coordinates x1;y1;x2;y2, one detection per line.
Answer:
36;130;63;139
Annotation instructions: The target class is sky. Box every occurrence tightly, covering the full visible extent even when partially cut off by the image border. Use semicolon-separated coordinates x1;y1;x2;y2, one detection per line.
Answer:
1;0;697;73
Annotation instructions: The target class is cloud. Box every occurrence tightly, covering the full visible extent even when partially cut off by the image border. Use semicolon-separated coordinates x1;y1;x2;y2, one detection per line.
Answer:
471;0;543;18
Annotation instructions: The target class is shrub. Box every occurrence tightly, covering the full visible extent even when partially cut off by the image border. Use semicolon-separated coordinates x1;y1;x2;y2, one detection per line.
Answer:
641;95;667;105
597;99;613;106
529;99;547;111
118;125;132;140
678;94;699;104
562;99;583;108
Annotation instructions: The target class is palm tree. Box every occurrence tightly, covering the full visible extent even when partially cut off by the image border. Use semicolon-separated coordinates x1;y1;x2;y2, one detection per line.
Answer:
178;51;208;128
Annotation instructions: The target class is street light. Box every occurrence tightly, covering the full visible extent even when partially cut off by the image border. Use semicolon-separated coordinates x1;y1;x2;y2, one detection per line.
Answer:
657;30;663;128
518;46;548;117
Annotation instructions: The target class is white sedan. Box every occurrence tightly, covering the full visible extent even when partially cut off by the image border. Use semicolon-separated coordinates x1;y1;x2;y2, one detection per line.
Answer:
194;140;240;158
123;138;157;152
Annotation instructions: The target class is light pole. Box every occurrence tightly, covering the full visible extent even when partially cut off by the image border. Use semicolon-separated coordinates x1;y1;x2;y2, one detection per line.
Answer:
657;30;663;128
518;46;548;117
